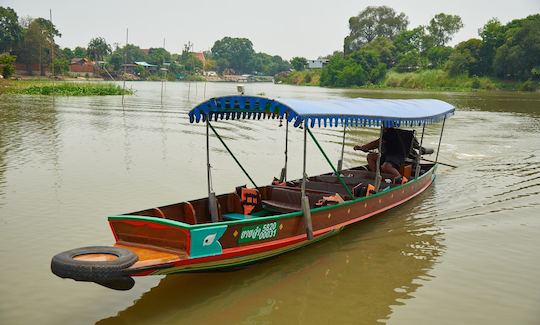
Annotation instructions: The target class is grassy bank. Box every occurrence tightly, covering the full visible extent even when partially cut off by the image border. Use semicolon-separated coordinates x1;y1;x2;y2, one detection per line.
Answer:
0;80;133;96
383;70;496;91
382;70;539;91
275;70;321;86
278;69;537;92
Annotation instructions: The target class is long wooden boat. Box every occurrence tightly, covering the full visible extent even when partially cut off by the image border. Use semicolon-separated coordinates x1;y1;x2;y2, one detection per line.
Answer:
51;96;454;290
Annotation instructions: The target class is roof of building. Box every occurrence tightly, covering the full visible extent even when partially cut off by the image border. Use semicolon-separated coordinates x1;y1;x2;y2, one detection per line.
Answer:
192;52;206;63
134;61;158;67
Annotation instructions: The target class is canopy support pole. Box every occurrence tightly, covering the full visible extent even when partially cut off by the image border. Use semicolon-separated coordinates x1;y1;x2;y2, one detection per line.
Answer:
208;121;258;189
307;128;354;198
375;125;384;191
435;117;447;163
206;118;219;223
415;122;426;179
337;124;346;173
280;118;289;182
301;124;314;240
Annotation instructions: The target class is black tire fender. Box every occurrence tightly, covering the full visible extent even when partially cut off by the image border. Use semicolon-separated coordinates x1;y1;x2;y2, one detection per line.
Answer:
51;246;138;281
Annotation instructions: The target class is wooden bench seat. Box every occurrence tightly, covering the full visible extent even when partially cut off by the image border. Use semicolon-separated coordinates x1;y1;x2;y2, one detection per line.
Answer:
262;186;336;213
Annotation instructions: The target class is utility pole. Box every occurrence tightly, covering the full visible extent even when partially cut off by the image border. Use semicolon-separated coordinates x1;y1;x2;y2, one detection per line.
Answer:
49;9;54;78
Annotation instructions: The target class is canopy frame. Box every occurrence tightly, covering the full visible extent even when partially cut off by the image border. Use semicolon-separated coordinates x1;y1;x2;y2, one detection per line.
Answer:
189;96;455;129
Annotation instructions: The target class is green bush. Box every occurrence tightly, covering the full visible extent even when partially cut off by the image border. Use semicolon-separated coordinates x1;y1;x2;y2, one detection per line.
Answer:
6;82;133;96
0;53;16;78
520;80;539;91
471;76;481;89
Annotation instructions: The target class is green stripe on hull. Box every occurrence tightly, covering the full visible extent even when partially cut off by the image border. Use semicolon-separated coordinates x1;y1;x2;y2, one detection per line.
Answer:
151;229;341;275
109;165;436;230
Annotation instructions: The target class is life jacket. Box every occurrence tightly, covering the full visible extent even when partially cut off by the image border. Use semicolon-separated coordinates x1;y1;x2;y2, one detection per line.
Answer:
241;188;259;215
366;184;376;196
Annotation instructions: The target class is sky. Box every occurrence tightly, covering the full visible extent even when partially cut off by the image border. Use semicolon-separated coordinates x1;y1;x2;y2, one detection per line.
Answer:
4;0;540;59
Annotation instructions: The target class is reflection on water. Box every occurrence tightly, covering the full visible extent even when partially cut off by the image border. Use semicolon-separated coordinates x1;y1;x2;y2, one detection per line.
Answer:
98;193;443;325
1;82;539;325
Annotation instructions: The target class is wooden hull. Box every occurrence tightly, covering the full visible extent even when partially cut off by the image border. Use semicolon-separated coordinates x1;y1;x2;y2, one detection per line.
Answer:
108;165;437;276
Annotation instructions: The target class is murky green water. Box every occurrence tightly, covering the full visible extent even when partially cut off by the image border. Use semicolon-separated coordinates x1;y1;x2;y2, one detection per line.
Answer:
1;82;539;324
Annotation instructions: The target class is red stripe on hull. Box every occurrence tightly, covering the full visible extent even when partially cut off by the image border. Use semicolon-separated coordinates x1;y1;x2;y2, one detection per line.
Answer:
127;172;435;275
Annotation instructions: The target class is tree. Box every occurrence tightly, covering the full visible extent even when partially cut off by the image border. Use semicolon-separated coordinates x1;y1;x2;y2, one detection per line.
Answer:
73;46;86;58
426;46;453;68
395;50;422;72
493;15;540;80
52;57;68;75
108;52;123;71
15;17;61;75
393;27;428;55
478;18;505;75
61;47;74;60
250;53;290;75
117;44;145;63
0;53;16;77
0;6;22;53
446;39;482;76
291;56;308;71
178;45;203;74
344;6;408;53
320;50;386;87
146;47;171;66
87;37;111;61
211;37;255;74
361;37;396;67
427;13;463;46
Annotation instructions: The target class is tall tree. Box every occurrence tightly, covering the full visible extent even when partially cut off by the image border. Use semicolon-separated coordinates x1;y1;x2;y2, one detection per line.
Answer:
478;18;505;75
15;17;61;75
393;27;428;55
251;53;290;75
146;47;171;65
0;6;22;53
211;37;255;74
361;37;396;67
290;56;308;71
446;38;482;76
178;44;202;74
344;6;408;54
61;47;74;60
427;13;464;46
493;14;540;80
73;46;86;58
86;37;111;61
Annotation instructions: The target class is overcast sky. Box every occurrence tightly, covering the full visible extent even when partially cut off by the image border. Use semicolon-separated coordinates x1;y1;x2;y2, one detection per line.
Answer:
5;0;540;59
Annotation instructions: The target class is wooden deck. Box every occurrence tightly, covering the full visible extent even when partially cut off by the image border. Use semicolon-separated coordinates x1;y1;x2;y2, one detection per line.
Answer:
115;243;186;268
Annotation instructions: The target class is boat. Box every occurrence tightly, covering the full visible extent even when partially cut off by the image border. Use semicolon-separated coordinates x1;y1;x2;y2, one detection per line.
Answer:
51;95;454;290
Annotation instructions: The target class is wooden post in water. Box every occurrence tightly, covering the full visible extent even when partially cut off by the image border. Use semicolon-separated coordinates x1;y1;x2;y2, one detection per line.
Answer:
49;9;55;102
49;9;54;80
122;28;128;106
161;38;166;105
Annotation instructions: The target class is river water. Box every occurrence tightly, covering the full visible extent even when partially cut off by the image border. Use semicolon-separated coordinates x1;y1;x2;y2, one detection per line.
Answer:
0;82;539;324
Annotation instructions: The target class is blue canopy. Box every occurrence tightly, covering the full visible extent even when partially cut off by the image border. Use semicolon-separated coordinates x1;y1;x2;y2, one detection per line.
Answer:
188;96;454;128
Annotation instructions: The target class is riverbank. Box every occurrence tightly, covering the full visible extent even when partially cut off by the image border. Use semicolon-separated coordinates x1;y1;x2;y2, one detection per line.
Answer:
275;69;539;92
0;80;133;96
